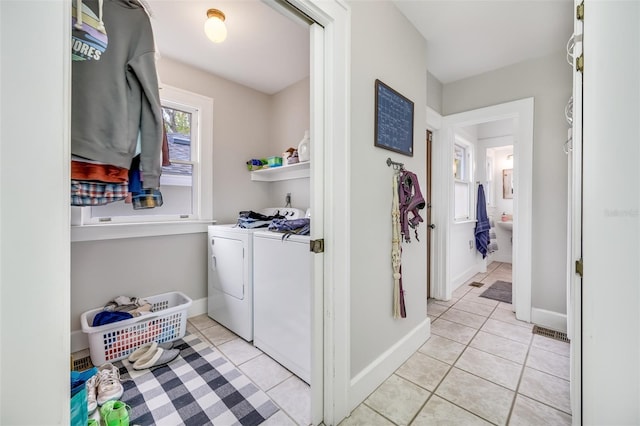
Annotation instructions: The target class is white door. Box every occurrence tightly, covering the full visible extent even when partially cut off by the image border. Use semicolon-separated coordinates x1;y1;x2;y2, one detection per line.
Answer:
581;1;639;422
568;1;583;420
309;21;325;426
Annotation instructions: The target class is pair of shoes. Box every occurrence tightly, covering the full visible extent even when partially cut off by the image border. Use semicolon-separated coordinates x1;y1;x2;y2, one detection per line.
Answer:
100;400;130;426
127;341;173;363
129;341;180;370
86;363;124;413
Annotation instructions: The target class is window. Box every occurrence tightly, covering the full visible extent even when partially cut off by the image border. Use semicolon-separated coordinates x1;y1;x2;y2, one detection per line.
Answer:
453;134;474;221
71;85;213;230
485;155;494;206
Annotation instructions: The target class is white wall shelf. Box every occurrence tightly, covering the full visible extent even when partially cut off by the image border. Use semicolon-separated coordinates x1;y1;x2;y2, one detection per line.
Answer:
250;161;310;182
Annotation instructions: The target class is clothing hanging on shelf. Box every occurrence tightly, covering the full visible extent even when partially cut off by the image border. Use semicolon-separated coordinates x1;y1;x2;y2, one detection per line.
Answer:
71;0;164;207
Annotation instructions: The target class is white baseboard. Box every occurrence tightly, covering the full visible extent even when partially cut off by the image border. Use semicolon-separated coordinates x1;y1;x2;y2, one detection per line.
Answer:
452;263;483;291
188;296;208;318
71;297;208;353
348;318;431;412
531;307;567;333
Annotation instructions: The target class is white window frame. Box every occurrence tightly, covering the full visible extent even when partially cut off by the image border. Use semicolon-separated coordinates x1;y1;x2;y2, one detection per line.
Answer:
71;85;214;241
453;134;474;222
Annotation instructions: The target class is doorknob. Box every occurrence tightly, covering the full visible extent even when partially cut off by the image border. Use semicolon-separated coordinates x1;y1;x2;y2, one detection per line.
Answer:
428;224;436;229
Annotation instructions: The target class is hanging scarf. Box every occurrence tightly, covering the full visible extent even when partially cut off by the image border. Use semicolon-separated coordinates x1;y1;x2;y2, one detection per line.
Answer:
392;170;407;318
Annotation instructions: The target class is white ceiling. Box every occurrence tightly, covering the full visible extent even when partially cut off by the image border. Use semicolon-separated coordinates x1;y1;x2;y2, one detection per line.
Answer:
393;0;574;84
146;0;573;94
146;0;310;95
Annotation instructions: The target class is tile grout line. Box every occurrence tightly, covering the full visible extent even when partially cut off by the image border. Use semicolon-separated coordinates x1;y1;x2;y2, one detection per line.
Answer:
420;266;524;425
505;333;534;424
410;288;503;425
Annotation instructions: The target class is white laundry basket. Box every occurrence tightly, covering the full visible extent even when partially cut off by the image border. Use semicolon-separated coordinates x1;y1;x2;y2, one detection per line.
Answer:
80;291;192;366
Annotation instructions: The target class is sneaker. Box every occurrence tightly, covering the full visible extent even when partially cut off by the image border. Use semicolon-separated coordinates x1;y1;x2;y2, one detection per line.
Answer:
96;363;124;406
85;375;98;414
100;400;130;426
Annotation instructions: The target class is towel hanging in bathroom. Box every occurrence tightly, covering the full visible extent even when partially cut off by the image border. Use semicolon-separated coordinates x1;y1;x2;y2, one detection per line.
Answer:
475;184;491;258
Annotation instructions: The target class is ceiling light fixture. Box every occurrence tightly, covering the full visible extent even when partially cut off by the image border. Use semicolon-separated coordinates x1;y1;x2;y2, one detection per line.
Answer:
204;8;227;43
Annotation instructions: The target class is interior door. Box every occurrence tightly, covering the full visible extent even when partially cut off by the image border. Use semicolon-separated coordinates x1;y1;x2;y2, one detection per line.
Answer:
309;21;325;426
569;0;583;420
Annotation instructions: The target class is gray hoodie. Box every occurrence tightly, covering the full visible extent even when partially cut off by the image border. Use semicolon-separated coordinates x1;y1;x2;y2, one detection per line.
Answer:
72;0;162;188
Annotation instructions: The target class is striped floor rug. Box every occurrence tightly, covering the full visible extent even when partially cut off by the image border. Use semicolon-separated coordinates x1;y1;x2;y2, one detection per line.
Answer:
114;333;278;425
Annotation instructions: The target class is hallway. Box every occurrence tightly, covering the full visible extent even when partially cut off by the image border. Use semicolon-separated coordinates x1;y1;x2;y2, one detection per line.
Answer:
340;262;571;425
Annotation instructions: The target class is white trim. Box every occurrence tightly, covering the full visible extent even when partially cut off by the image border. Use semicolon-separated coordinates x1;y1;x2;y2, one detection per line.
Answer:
531;308;567;333
451;262;483;290
348;319;431;413
426;108;446;300
71;220;213;242
71;297;208;353
309;21;326;426
440;98;534;321
426;106;442;130
267;1;351;424
188;296;208;319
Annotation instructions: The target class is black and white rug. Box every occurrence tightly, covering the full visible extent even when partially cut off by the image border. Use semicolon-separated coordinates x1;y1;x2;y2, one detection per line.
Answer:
114;333;278;425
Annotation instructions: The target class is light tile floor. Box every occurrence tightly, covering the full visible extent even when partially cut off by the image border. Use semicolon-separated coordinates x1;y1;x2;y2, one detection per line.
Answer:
77;261;570;426
340;262;572;426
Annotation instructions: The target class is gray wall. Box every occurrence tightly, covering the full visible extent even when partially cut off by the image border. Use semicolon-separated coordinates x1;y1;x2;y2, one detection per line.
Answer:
71;60;310;333
268;77;311;210
443;50;572;315
427;71;443;114
349;0;428;376
71;234;208;331
159;57;274;223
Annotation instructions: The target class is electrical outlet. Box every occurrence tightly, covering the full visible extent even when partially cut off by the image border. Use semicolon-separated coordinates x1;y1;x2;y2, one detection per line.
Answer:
469;240;474;249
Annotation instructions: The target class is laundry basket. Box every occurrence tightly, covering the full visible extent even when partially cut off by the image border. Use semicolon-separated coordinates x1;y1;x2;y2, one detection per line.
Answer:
80;291;192;366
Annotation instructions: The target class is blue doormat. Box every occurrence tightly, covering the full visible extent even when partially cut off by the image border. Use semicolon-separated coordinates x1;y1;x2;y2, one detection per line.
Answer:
114;333;278;425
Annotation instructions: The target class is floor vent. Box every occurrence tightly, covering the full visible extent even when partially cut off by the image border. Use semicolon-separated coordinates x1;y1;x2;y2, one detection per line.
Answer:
71;349;94;371
532;325;570;343
468;282;484;287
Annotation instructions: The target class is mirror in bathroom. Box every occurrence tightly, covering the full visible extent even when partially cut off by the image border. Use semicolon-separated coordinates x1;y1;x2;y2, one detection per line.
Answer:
503;168;513;199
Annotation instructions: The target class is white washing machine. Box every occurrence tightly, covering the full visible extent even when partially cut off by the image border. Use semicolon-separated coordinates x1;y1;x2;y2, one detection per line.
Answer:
253;230;311;383
207;208;305;342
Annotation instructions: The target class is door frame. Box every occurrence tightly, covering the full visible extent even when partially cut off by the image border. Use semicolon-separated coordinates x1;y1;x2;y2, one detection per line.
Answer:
426;130;433;299
272;1;351;424
433;98;534;322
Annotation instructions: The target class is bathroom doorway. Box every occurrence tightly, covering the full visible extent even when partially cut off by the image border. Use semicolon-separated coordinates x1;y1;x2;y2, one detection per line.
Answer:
433;98;534;322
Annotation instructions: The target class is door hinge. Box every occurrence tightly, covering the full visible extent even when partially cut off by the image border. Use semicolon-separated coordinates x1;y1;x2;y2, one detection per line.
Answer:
310;238;325;253
576;54;584;73
577;2;584;21
575;258;583;278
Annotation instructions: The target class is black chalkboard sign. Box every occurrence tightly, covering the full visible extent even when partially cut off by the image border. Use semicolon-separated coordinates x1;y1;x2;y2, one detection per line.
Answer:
374;79;414;157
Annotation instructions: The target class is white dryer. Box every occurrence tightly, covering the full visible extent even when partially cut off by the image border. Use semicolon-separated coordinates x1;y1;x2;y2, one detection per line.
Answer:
207;208;305;342
253;230;311;383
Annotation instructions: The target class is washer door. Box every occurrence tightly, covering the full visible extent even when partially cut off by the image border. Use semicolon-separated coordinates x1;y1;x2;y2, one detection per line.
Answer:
210;236;245;300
